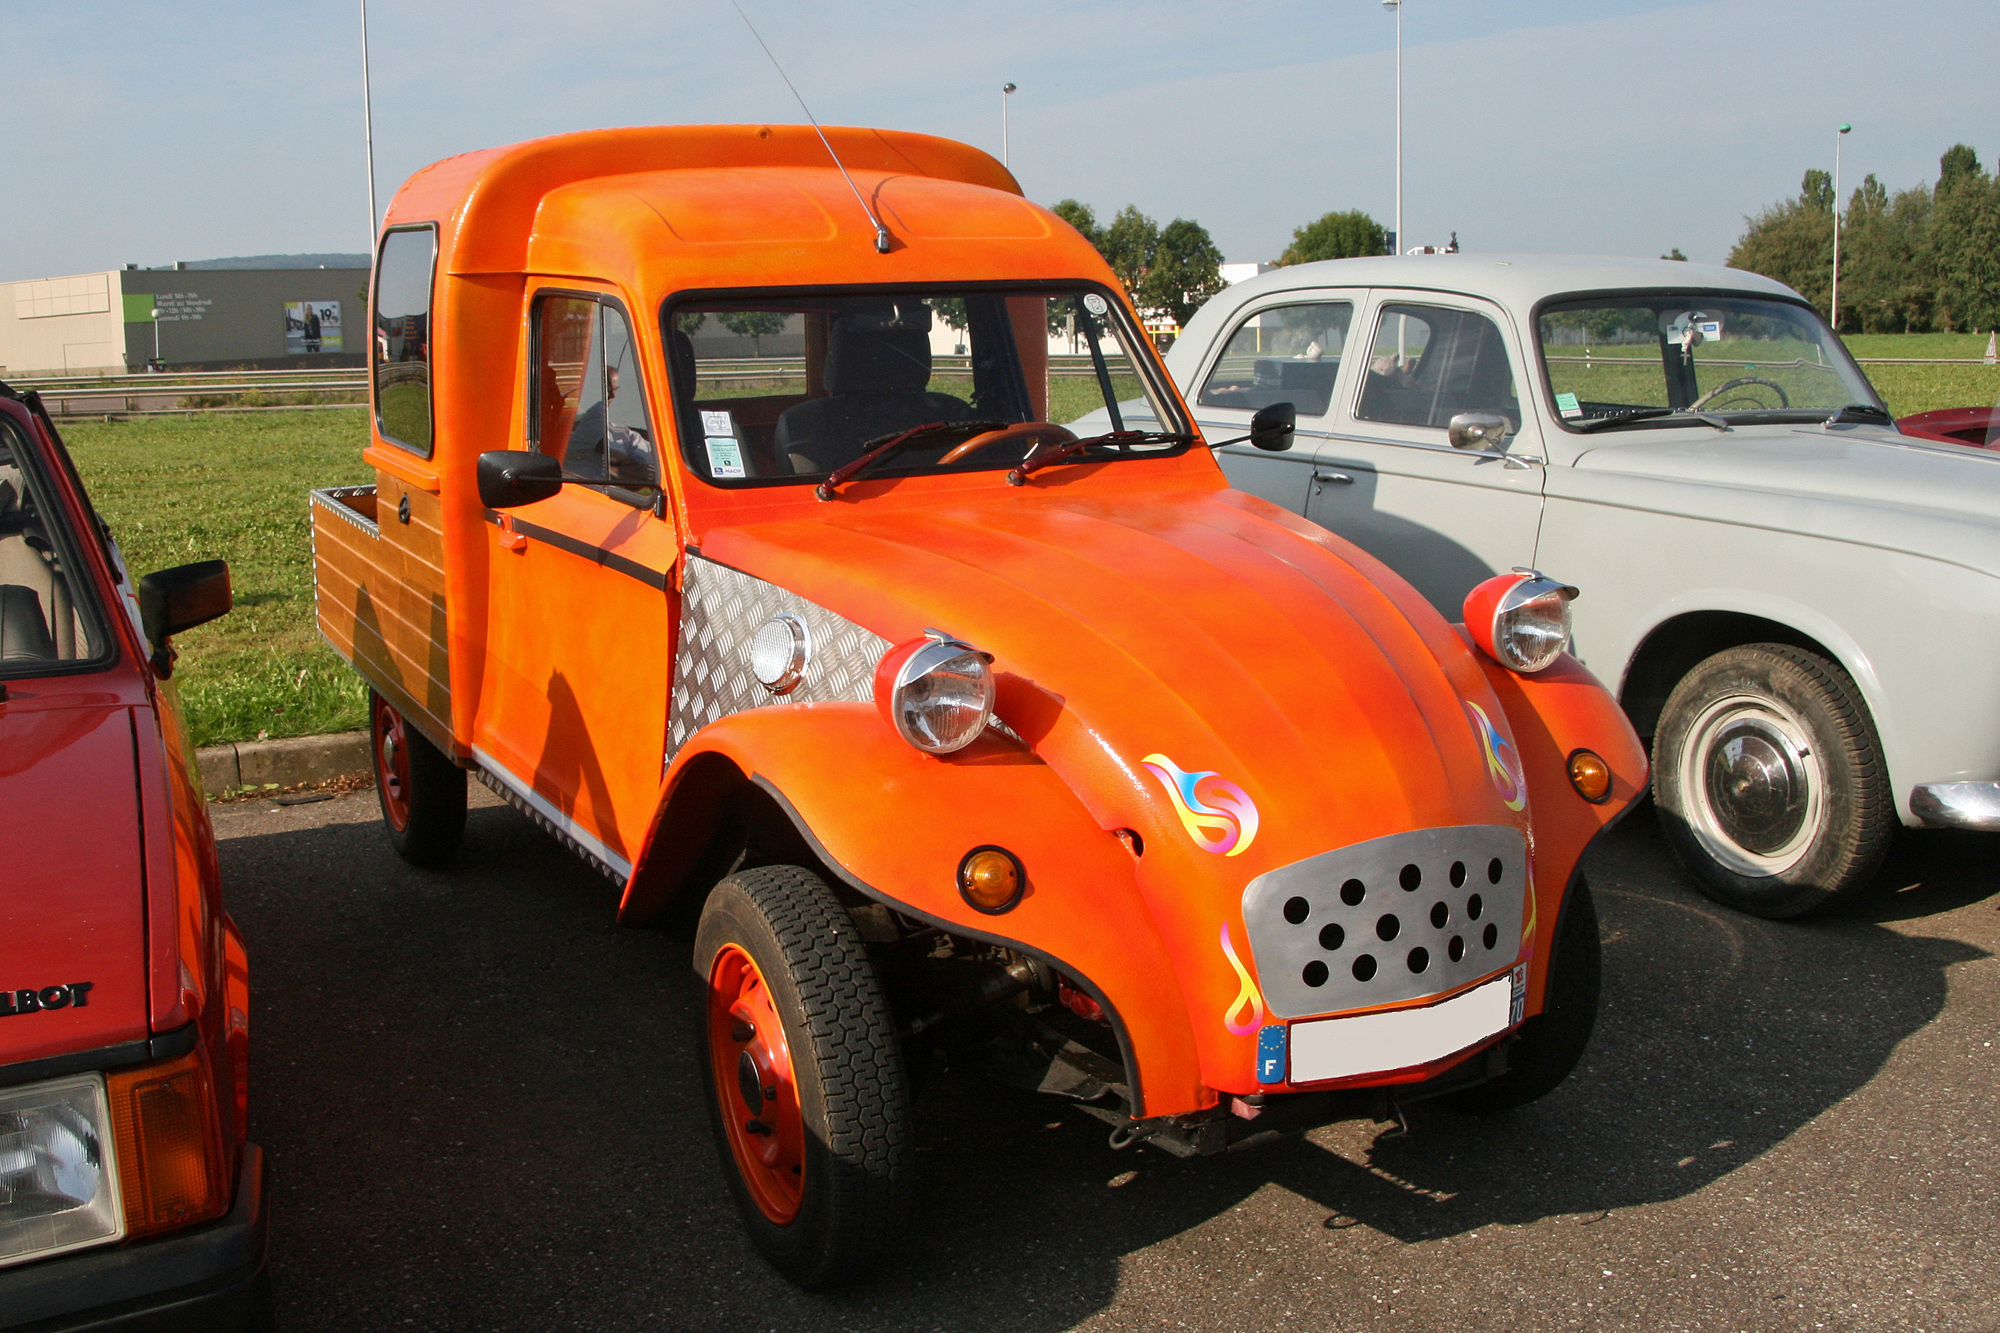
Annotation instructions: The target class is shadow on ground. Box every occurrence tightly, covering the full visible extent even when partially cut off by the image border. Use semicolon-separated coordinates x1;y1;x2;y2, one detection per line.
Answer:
221;802;1992;1331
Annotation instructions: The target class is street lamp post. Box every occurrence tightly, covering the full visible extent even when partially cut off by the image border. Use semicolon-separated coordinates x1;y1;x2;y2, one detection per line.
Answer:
361;0;379;246
1002;82;1016;169
1830;122;1851;330
1383;0;1401;255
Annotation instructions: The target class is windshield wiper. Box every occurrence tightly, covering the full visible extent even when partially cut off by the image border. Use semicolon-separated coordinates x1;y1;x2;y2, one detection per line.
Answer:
1824;403;1894;427
815;420;1006;499
1569;407;1729;433
1005;429;1197;484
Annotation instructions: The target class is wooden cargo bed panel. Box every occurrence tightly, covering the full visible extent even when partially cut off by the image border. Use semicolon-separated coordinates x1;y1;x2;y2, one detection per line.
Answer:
310;483;456;750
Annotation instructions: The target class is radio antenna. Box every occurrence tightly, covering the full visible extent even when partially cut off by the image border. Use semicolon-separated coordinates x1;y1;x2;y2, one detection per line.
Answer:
730;1;892;254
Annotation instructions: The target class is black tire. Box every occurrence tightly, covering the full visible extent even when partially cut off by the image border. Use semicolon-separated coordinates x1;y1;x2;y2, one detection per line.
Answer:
369;691;466;867
1446;875;1601;1114
693;866;912;1289
1653;644;1891;918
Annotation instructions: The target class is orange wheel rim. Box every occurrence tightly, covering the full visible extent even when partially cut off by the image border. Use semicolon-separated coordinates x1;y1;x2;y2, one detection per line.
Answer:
707;944;805;1223
372;696;412;832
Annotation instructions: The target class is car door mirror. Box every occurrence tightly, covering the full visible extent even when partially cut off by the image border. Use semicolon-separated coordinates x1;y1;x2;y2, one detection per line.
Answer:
1248;401;1296;452
1447;412;1511;452
478;450;563;509
138;560;231;676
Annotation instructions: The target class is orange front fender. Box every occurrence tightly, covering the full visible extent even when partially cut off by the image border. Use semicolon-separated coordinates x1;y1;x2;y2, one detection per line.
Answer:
1472;644;1649;1015
621;703;1208;1117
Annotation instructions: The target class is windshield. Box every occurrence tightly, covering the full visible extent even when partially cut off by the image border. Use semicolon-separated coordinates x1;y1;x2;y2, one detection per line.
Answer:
0;416;110;676
662;286;1186;487
1537;293;1882;428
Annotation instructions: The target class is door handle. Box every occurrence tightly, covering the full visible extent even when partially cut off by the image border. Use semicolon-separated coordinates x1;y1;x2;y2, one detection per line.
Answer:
1312;470;1354;491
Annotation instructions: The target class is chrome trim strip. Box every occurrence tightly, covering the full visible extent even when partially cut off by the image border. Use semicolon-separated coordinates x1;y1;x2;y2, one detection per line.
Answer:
1910;781;2000;832
472;748;632;880
308;485;381;537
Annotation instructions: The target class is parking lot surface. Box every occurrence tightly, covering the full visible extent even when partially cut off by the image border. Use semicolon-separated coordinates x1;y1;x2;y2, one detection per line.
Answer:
215;788;1999;1332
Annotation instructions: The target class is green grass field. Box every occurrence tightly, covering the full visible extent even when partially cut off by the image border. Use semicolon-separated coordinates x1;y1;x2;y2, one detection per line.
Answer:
49;337;1993;748
62;409;374;749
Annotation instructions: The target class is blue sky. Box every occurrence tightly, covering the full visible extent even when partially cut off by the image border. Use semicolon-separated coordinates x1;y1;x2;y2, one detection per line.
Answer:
4;0;1995;280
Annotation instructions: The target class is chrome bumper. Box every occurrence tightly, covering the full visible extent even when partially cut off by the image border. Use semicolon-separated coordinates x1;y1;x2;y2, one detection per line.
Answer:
1910;782;2000;831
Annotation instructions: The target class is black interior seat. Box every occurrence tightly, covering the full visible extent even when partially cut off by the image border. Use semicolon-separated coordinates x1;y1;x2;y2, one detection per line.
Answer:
0;584;53;662
774;319;970;473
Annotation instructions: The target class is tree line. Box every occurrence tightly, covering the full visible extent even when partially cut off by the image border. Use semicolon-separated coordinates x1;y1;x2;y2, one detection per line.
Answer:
1045;201;1402;328
1728;144;2000;334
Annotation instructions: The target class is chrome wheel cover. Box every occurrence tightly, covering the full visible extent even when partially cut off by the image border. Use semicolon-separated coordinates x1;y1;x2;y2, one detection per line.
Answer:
1678;692;1825;877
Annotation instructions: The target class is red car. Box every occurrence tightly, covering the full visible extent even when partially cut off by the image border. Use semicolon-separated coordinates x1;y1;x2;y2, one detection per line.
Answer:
0;384;267;1329
1898;406;1999;448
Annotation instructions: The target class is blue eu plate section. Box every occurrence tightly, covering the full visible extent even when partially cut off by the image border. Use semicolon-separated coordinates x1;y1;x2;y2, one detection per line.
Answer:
1255;1024;1288;1085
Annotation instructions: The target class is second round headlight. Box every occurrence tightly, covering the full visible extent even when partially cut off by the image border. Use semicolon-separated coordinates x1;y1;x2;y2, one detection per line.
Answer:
1464;569;1578;674
878;633;996;754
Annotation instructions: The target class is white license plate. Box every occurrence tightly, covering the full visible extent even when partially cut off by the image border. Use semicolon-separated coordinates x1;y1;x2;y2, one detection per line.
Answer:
1287;973;1512;1084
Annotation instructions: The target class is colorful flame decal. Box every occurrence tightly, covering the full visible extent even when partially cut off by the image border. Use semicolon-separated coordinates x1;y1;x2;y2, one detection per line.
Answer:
1218;922;1265;1036
1141;753;1260;856
1464;701;1527;811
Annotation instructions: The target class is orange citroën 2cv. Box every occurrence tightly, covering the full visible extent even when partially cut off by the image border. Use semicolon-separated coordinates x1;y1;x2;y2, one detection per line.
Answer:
308;123;1647;1287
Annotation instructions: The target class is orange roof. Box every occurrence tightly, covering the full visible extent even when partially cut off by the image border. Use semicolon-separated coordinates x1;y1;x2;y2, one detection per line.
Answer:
385;124;1102;290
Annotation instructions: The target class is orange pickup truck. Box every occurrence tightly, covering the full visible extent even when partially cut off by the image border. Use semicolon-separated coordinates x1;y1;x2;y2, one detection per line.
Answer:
309;123;1645;1286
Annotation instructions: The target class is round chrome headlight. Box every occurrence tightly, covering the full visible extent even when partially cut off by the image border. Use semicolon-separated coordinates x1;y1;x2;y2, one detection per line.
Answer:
877;632;995;754
1464;569;1577;674
748;614;811;694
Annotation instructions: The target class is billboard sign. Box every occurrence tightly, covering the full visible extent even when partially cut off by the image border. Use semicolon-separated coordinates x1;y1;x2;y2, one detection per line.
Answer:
285;300;342;354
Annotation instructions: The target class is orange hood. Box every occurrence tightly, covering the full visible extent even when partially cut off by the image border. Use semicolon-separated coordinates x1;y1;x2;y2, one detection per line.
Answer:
699;483;1532;883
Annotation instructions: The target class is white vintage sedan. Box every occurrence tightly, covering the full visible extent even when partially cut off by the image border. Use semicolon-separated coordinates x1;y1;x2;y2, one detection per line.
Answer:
1160;253;2000;918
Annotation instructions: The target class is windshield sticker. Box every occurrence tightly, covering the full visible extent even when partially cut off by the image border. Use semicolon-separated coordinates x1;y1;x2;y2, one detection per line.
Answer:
1219;923;1266;1035
1083;293;1109;317
700;409;735;436
1464;701;1528;811
705;437;746;479
1555;391;1582;419
1142;753;1260;856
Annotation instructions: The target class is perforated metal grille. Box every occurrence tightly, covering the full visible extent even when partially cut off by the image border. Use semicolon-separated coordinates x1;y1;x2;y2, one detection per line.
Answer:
668;555;891;757
1241;825;1527;1020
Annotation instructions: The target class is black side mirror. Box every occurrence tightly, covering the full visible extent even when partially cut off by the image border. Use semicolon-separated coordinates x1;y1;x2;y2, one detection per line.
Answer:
138;560;231;677
478;450;562;509
1249;401;1296;452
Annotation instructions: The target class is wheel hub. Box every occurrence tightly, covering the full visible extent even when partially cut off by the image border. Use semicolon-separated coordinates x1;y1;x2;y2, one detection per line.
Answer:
1679;694;1824;877
707;945;804;1223
1704;720;1809;853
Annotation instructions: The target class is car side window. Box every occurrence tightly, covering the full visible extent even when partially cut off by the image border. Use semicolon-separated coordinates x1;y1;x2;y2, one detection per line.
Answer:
1197;301;1352;417
1355;303;1519;431
531;295;658;496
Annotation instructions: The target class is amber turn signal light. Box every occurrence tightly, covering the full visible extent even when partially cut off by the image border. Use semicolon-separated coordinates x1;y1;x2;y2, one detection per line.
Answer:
107;1050;229;1240
1567;749;1612;804
958;845;1024;914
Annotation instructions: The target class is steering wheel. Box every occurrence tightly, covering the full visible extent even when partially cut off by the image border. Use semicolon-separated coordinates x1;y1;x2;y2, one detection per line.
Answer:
938;421;1077;465
1692;376;1789;412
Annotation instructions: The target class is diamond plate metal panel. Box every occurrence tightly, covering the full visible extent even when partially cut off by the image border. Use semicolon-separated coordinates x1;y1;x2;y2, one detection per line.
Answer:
668;555;892;756
1242;825;1527;1020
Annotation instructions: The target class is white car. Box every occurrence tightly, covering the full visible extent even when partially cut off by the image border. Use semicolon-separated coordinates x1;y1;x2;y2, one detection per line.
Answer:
1153;253;2000;918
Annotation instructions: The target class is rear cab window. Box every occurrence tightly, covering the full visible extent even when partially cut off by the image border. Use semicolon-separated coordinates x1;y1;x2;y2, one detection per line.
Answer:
374;226;438;456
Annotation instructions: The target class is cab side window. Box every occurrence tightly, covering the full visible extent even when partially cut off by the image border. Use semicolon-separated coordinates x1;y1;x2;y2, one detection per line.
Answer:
373;227;437;456
1197;301;1352;417
1355;303;1519;431
531;295;657;498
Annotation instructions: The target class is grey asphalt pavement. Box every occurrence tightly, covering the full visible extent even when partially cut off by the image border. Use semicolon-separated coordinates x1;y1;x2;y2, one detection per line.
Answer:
215;787;2000;1331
